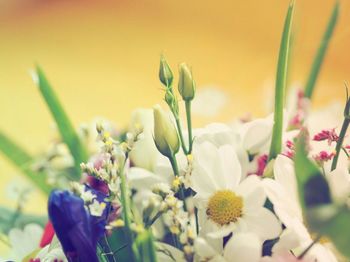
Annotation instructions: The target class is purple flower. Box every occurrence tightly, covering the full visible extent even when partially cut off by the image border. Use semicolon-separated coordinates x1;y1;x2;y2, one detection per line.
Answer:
48;189;109;262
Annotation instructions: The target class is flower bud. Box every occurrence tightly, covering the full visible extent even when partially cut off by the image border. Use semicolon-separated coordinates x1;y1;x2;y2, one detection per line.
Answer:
153;105;180;157
159;55;173;87
178;63;195;101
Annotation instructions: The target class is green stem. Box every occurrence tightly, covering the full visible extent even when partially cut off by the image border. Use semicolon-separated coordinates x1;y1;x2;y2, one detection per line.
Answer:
331;118;350;171
168;154;187;211
185;101;193;154
145;211;164;228
119;159;139;262
174;117;188;154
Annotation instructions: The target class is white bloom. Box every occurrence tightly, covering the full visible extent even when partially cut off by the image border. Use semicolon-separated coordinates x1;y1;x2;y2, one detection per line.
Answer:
8;223;43;261
88;199;107;216
191;141;281;240
129;109;159;171
80;190;96;203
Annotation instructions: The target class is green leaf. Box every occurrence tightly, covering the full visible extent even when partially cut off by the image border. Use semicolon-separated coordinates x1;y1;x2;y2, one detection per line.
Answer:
0;131;52;195
268;0;295;160
35;66;88;179
304;0;339;99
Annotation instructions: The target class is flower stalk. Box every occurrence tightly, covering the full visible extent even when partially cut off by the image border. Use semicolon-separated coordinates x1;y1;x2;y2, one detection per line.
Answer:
119;156;140;262
331;88;350;171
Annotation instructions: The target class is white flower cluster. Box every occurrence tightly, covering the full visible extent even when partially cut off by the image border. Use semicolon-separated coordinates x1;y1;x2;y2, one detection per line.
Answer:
124;92;349;262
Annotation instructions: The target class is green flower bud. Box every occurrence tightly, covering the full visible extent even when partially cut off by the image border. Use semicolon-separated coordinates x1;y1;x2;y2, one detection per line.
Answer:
153;105;180;158
165;90;175;107
159;55;173;87
178;63;195;101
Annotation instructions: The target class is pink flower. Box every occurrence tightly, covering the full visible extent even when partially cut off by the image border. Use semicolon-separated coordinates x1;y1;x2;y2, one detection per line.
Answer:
314;151;335;164
313;128;339;145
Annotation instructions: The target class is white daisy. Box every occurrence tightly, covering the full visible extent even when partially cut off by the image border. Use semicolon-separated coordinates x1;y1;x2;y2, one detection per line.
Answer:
191;141;281;240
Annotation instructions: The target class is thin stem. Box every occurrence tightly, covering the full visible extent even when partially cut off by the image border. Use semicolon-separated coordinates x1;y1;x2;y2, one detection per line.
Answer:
119;158;139;262
331;118;350;171
195;207;199;235
99;235;117;262
342;147;350;158
298;235;321;259
175;117;188;154
168;154;187;211
185;101;193;154
145;211;164;228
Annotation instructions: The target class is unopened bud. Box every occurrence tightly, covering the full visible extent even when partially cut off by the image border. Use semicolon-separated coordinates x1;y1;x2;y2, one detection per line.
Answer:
159;55;173;87
178;63;195;101
153;105;180;158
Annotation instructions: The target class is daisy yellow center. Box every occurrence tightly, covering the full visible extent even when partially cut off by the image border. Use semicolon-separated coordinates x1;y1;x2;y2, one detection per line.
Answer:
206;190;243;226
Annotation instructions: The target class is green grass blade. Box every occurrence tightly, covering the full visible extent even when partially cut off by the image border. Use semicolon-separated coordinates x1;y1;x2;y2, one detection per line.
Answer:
0;131;52;195
269;0;295;160
35;66;88;179
304;1;339;99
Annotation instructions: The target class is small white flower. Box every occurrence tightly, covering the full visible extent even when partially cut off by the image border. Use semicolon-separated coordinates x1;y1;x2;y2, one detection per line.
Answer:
8;224;43;261
88;199;107;216
80;190;96;203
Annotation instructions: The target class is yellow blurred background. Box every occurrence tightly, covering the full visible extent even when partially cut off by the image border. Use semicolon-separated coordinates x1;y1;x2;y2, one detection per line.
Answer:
0;0;349;218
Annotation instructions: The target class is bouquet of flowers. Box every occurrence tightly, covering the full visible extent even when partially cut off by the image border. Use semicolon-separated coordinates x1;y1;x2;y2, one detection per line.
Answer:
1;1;349;261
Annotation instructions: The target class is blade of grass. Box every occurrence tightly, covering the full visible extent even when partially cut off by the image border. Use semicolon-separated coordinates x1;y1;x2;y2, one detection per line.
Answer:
304;1;339;99
269;0;295;160
0;131;52;195
34;66;88;179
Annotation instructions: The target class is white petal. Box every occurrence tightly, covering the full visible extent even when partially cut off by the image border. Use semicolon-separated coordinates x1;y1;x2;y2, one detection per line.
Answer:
9;224;43;260
273;155;298;201
194;238;221;260
272;228;301;255
243;208;282;240
236;175;261;196
191;142;222;195
242;117;273;154
223;232;262;262
262;178;302;226
242;186;266;213
128;167;168;190
217;144;242;189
